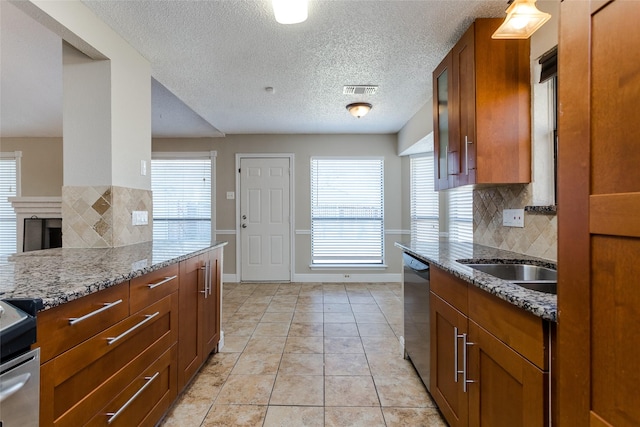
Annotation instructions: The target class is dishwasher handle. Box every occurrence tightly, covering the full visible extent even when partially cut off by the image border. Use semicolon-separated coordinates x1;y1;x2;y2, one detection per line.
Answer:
403;253;430;279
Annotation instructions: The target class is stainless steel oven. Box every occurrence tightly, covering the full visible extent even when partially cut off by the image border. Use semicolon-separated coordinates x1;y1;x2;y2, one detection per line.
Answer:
0;348;40;426
0;299;41;427
403;252;431;391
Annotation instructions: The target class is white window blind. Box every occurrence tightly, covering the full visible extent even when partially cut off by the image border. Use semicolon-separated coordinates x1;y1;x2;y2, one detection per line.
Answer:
0;153;20;257
151;157;213;244
448;187;473;242
410;153;439;244
311;157;384;265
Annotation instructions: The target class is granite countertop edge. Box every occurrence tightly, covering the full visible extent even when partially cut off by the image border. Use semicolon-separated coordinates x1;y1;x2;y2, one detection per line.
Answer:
0;241;228;311
395;241;557;322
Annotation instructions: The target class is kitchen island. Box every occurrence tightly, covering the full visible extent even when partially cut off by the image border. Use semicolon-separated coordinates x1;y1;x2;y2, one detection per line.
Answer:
0;240;226;310
0;240;227;427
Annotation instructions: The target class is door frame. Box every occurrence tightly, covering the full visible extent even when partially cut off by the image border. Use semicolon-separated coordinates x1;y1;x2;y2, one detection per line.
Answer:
235;153;295;282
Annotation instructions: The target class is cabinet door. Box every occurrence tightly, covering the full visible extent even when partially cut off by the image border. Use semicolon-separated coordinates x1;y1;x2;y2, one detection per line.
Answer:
467;320;547;427
40;295;177;426
452;23;476;186
201;248;221;357
430;292;469;427
36;281;130;363
558;1;640;425
177;254;205;389
433;53;457;190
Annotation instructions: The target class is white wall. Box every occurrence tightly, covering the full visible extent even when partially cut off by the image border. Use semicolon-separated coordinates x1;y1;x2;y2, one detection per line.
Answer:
397;101;433;156
530;0;560;206
153;134;404;282
15;0;152;191
63;43;112;186
0;138;63;196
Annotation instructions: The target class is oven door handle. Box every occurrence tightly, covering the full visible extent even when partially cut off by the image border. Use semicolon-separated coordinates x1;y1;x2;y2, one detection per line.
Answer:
0;372;31;403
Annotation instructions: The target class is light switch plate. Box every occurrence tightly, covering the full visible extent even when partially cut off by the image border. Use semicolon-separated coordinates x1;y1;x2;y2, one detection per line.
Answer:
132;210;149;226
503;209;525;227
226;192;235;200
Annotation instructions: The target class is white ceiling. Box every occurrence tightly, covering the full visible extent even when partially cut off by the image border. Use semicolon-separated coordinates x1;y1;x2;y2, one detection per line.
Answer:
1;0;508;138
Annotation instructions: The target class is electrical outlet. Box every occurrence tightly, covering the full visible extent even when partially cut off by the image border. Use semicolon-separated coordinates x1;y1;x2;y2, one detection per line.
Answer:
132;210;149;226
503;209;525;227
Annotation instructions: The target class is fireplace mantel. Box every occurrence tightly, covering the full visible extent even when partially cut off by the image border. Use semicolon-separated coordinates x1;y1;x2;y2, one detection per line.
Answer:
9;197;62;253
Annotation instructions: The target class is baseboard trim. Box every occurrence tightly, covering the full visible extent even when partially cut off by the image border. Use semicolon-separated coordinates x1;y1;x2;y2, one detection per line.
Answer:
292;273;401;283
223;273;401;283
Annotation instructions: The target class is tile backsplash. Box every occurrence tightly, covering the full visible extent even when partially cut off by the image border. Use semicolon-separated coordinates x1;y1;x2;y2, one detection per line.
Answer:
62;185;152;248
473;184;557;261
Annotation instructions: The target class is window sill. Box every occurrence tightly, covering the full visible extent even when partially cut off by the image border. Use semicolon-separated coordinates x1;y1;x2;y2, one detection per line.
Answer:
309;264;388;270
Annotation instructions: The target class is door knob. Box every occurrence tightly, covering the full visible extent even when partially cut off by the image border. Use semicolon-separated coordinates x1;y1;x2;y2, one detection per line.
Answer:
242;224;247;228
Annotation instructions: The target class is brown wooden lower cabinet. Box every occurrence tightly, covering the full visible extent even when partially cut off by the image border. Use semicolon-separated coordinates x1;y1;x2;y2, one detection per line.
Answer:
467;320;546;427
430;292;469;427
40;294;178;426
430;266;549;427
87;345;177;427
177;247;222;390
37;247;223;427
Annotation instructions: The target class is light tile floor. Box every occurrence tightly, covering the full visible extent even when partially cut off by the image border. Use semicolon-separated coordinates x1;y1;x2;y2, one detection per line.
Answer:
161;282;447;426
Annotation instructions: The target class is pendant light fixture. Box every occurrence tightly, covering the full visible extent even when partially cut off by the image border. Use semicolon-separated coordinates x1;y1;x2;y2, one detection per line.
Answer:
492;0;551;39
346;103;372;118
272;0;308;25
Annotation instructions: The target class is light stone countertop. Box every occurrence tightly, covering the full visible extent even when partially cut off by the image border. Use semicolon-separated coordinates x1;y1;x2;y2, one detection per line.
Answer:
395;241;557;322
0;240;227;310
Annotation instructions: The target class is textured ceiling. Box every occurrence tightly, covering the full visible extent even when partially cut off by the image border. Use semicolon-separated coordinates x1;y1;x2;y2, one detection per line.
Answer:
1;0;509;137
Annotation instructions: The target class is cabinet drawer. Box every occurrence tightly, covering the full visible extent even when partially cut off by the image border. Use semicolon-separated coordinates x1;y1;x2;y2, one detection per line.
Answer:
40;294;178;426
130;264;179;313
88;345;177;427
468;285;548;370
431;266;468;315
37;281;130;363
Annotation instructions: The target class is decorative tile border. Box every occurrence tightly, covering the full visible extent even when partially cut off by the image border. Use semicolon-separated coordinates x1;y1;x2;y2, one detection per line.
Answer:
473;184;557;261
62;185;152;248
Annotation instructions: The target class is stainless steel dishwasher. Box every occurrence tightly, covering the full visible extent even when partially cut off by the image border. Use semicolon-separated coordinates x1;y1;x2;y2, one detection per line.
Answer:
403;252;431;391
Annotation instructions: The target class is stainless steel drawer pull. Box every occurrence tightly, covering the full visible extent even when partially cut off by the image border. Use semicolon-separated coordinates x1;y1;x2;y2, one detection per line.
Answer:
106;311;160;345
453;327;459;382
454;327;466;382
147;275;178;289
462;333;475;393
106;371;160;424
206;260;212;295
464;135;470;175
199;265;208;298
69;299;123;325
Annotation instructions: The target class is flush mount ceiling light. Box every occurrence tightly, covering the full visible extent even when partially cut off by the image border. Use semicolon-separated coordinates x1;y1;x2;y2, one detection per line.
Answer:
346;103;372;118
272;0;308;24
492;0;551;39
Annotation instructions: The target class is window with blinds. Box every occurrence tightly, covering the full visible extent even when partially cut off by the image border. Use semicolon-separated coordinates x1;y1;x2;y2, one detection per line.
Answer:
0;153;19;257
151;156;213;243
311;157;384;265
448;187;473;242
410;153;439;244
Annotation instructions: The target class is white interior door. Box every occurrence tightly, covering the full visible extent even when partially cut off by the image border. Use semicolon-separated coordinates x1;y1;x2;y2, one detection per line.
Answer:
239;157;291;281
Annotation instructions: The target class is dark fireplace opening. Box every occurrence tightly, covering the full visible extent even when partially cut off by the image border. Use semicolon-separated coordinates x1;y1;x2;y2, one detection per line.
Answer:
24;218;62;252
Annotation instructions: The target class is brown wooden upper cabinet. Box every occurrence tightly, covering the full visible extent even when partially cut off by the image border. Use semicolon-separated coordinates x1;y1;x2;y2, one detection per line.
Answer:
433;18;531;191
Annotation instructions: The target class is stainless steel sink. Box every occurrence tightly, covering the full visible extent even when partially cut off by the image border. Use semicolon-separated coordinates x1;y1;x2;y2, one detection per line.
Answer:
464;263;557;294
465;263;557;281
512;281;557;294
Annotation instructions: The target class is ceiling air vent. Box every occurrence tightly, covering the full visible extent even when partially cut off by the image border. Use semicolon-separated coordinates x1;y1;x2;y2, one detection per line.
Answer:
343;85;378;95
